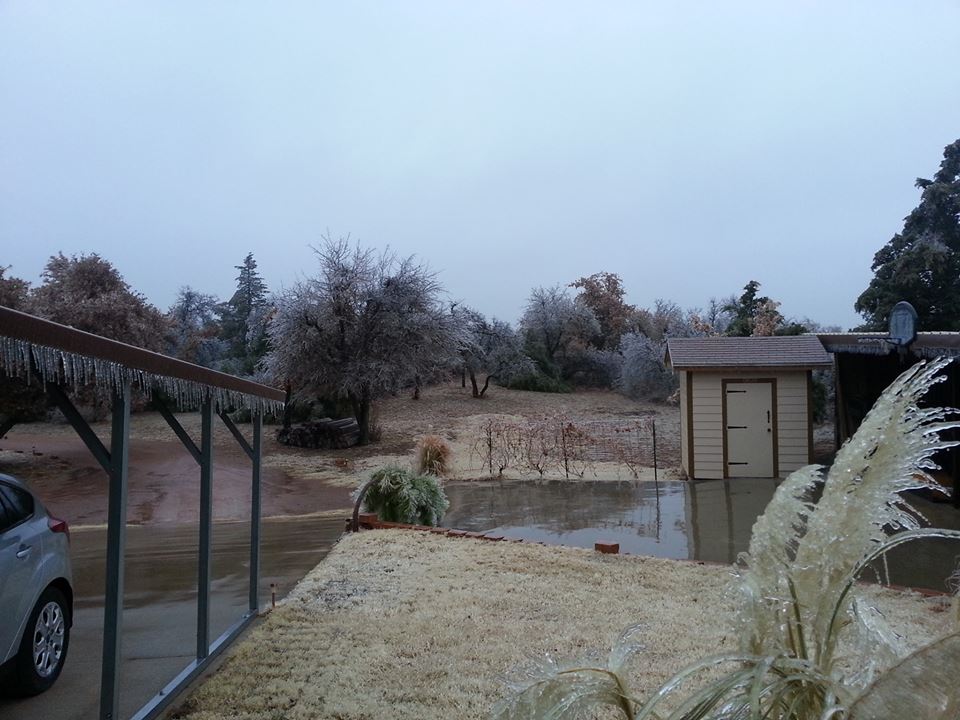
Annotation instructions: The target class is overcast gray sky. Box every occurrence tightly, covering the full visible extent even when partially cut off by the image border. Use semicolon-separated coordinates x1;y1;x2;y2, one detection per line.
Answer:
2;2;959;329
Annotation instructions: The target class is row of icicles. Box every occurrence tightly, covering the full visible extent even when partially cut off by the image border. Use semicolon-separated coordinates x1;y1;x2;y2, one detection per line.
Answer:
0;336;283;414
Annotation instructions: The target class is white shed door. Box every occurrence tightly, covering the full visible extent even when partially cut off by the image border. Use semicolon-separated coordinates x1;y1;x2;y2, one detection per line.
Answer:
725;381;774;477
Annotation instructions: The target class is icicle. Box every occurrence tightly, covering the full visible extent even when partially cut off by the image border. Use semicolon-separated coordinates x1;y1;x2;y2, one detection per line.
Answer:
0;336;283;415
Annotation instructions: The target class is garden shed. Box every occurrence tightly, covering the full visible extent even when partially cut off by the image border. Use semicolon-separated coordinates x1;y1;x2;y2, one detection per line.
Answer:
665;336;832;480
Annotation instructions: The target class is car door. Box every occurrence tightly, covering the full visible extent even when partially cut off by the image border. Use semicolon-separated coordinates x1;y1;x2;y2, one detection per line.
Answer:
0;482;42;663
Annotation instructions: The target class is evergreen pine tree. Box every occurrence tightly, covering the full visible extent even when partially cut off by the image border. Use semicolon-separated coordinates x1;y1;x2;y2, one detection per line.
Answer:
856;139;960;330
218;252;270;375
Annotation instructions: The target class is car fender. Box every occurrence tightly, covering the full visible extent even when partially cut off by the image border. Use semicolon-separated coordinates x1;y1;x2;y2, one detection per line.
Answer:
0;552;72;664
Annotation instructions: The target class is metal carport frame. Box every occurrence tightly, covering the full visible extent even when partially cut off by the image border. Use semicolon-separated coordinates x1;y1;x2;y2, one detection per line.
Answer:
0;306;285;720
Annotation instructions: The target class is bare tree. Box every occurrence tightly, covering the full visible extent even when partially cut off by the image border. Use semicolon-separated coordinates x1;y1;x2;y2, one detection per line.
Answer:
635;299;687;340
520;285;599;369
686;297;734;336
455;305;534;397
265;238;463;444
167;287;224;367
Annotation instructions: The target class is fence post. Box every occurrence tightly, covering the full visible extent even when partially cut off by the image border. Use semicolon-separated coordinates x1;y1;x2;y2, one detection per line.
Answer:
560;420;570;479
486;421;493;477
652;418;658;482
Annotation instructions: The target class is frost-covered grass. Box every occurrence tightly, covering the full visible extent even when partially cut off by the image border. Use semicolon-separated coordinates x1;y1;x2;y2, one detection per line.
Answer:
172;531;947;720
496;359;960;719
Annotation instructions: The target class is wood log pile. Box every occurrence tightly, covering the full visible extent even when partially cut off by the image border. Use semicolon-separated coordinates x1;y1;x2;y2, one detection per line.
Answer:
277;417;361;449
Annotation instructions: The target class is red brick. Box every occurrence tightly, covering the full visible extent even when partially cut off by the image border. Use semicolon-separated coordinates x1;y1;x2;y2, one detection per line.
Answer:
595;541;620;554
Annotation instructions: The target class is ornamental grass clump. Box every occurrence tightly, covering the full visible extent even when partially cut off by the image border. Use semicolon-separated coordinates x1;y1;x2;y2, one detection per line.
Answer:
416;434;452;476
493;358;960;720
362;465;449;527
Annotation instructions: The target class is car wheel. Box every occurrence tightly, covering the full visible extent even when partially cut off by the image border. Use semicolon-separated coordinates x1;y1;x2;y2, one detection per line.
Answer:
9;586;70;696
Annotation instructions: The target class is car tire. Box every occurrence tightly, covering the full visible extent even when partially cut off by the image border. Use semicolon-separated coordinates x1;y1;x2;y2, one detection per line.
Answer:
8;586;70;696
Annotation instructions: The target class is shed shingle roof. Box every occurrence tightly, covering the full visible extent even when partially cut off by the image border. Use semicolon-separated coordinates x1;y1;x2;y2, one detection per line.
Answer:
665;335;832;369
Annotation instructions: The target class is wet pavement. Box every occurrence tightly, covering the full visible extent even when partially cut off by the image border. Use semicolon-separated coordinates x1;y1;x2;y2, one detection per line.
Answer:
6;478;960;719
442;479;960;592
0;514;345;720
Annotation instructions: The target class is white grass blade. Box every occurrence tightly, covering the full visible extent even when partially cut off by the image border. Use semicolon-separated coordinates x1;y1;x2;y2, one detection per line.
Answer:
735;465;821;655
790;359;960;671
847;631;960;720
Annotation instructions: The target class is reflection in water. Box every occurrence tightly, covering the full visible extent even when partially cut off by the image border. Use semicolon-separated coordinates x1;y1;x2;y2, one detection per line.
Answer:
442;479;960;591
442;479;777;563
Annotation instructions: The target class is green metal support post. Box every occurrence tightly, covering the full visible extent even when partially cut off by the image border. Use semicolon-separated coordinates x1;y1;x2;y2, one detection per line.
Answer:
197;398;214;660
250;412;262;613
100;383;130;720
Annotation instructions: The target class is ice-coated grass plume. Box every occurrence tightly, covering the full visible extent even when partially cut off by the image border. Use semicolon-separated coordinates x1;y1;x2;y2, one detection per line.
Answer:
493;358;960;719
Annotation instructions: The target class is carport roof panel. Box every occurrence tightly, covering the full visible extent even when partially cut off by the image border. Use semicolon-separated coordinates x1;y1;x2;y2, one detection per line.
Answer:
0;305;285;411
817;332;960;358
666;335;832;369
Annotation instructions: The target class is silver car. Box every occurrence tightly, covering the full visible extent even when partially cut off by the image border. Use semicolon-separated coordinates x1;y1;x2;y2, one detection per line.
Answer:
0;473;73;696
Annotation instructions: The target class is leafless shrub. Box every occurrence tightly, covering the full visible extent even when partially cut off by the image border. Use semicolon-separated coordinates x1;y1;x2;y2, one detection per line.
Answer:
472;414;659;480
416;434;451;476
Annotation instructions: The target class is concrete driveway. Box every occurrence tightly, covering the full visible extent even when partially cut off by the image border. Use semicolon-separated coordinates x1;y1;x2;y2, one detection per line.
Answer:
0;514;345;720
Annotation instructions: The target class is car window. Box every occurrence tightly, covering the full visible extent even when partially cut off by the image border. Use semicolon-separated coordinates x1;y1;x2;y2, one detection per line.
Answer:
0;483;34;531
0;496;10;533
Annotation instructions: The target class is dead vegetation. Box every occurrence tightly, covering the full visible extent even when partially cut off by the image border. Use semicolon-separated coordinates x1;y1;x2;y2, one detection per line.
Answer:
173;531;947;720
3;380;683;489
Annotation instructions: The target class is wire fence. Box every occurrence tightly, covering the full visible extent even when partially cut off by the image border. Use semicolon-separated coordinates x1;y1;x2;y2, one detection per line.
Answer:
472;413;676;481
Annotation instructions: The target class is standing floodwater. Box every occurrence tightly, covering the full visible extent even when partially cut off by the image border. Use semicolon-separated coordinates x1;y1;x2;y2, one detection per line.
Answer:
442;479;960;591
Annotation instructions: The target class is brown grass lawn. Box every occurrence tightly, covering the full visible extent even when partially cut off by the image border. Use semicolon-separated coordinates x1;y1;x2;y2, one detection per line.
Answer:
173;530;948;720
0;381;683;523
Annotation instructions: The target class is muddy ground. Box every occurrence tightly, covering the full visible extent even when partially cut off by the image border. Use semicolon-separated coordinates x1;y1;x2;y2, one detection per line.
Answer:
0;380;833;526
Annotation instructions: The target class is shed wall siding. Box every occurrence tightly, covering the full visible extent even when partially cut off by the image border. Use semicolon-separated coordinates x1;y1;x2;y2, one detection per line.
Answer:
679;371;690;476
775;372;810;475
691;373;725;479
689;370;810;479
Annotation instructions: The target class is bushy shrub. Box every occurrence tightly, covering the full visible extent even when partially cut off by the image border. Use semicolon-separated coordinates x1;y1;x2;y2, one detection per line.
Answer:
416;435;451;476
503;373;572;393
563;347;622;388
615;333;676;401
362;465;449;526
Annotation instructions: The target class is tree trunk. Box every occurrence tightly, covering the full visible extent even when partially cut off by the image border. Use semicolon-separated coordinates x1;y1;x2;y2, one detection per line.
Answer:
281;383;293;430
469;369;480;398
413;374;421;400
479;375;494;398
461;366;466;388
356;400;371;445
0;415;18;439
349;392;372;446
